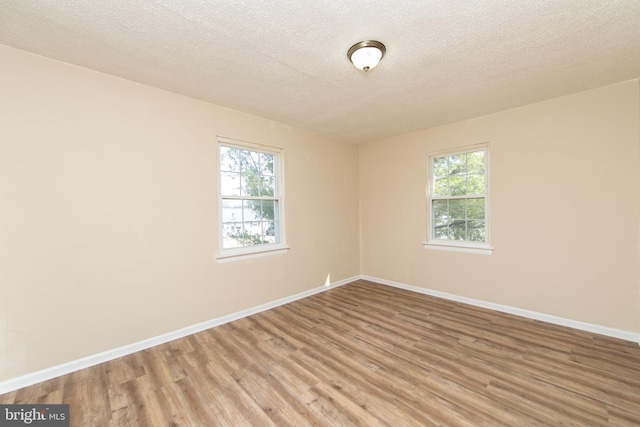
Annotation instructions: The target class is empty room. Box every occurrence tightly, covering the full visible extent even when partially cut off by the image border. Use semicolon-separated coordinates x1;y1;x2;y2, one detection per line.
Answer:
1;1;639;426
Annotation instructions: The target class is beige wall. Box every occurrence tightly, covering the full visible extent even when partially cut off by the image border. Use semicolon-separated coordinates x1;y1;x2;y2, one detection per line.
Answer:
0;44;360;381
1;41;639;385
360;79;640;334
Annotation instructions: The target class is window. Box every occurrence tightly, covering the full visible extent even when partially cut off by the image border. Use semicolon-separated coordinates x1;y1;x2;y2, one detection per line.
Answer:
425;144;492;254
217;137;287;261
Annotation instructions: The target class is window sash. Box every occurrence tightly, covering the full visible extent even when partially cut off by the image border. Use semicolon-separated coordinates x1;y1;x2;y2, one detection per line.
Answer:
427;144;489;247
218;138;285;258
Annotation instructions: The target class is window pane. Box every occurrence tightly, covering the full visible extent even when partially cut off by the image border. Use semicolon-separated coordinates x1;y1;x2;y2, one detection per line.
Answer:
449;198;466;240
249;151;261;171
466;198;485;220
237;149;250;173
428;147;488;245
449;220;466;240
260;200;276;222
260;153;275;176
219;140;283;254
221;199;280;249
434;177;449;196
449;154;466;176
220;146;239;172
244;223;266;246
261;221;275;244
243;200;261;221
222;222;243;249
449;199;465;219
247;171;267;197
240;175;250;196
221;172;241;196
234;153;277;198
467;173;485;195
467;150;485;174
434;224;449;239
433;157;448;178
467;220;486;242
449;175;467;196
433;199;448;222
222;199;243;222
260;174;275;197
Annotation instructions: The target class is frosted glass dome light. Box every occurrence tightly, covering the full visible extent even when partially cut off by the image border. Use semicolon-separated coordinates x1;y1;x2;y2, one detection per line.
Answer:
348;41;386;73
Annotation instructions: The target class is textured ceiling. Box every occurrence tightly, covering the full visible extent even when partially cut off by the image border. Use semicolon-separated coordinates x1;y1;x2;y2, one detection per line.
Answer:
1;1;639;144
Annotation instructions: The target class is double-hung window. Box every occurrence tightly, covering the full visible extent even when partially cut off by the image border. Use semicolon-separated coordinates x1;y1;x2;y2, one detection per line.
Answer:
425;144;492;254
217;137;287;261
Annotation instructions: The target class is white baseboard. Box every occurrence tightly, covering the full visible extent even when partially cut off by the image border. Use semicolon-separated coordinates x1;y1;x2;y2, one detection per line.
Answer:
3;273;637;395
360;275;640;344
0;275;358;395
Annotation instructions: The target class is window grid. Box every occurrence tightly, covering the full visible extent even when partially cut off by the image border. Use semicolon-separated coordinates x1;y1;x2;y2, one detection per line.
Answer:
218;139;284;255
428;146;489;246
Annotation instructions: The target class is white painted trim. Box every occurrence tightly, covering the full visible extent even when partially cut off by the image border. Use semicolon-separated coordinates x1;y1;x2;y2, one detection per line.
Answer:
426;144;491;248
360;275;640;343
4;273;637;394
422;242;493;255
216;136;287;261
216;246;290;263
0;275;358;395
426;142;490;158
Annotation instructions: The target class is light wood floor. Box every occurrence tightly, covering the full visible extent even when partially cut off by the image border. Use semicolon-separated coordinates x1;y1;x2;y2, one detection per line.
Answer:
1;280;639;426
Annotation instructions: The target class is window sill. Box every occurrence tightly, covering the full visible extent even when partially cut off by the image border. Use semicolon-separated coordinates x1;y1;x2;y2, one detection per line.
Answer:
422;241;493;255
216;245;290;264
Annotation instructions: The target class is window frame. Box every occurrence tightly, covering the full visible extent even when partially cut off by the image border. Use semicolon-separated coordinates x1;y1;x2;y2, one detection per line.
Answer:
216;137;288;263
424;143;493;255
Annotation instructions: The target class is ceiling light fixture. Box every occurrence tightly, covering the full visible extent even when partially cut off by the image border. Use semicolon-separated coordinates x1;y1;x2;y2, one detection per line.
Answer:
348;40;386;73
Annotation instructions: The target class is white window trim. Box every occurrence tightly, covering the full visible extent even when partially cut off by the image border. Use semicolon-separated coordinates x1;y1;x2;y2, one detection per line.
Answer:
216;137;288;263
424;143;493;255
216;246;290;263
422;240;493;255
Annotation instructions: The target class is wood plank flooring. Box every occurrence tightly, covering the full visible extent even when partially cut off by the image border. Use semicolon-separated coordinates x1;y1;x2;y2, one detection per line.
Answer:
1;279;639;426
